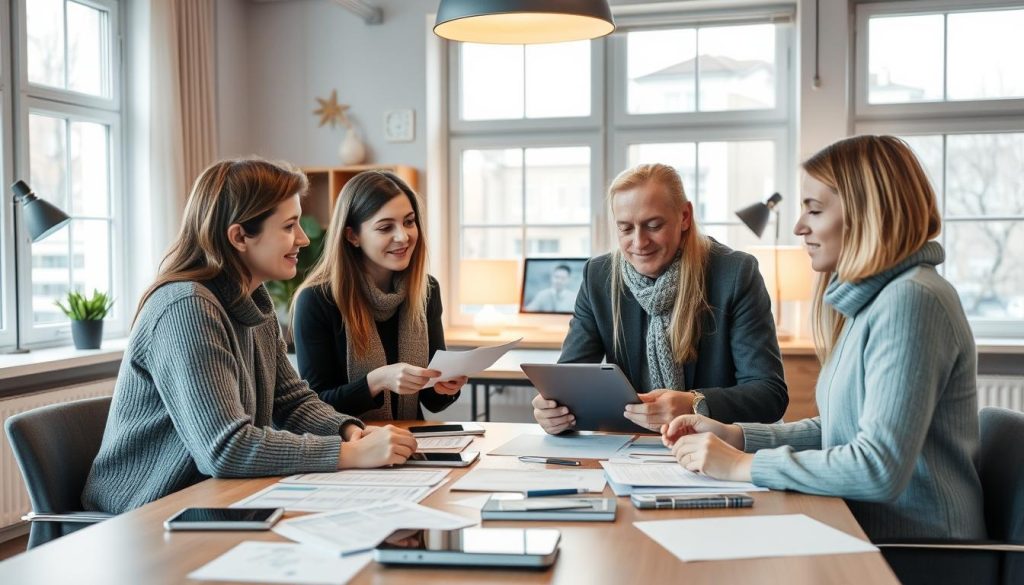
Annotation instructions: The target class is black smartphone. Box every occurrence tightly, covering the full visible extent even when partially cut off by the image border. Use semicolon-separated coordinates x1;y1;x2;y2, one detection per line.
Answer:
404;451;480;467
163;507;283;531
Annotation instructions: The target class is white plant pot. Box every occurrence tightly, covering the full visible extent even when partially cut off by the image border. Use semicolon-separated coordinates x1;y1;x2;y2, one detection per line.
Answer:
339;128;366;165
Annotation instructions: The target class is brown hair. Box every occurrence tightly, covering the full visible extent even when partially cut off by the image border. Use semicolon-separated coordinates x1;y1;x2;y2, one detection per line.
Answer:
136;158;308;319
802;135;941;362
608;163;711;364
295;171;428;358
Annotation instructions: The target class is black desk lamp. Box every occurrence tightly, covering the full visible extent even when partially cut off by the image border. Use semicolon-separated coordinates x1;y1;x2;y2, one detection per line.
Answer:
735;192;785;332
8;180;71;353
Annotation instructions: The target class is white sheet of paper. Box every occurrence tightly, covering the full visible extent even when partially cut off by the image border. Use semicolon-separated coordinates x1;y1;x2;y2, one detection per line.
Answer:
281;469;450;487
421;338;522;388
416;436;474;452
274;501;475;556
187;541;371;584
634;514;878;562
489;433;634;459
600;461;759;490
231;483;436;512
450;493;523;511
450;468;607;493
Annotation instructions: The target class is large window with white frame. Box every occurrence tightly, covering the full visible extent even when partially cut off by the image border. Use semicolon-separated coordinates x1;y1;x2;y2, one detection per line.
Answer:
447;8;795;325
855;0;1024;336
0;0;124;350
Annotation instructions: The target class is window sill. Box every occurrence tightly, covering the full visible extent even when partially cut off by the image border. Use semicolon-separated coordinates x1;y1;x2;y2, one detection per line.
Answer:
0;338;129;382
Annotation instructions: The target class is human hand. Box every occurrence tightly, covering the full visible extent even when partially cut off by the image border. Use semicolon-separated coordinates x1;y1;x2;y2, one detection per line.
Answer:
367;363;442;396
433;375;468;396
661;414;744;449
338;424;417;468
623;389;695;431
670;432;753;482
531;393;575;435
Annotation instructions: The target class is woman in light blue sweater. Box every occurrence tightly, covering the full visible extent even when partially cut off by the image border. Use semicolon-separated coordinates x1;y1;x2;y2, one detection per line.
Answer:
660;135;986;541
84;159;417;514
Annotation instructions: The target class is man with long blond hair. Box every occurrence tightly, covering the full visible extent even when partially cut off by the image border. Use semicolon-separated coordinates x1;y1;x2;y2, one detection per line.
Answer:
662;136;985;543
533;163;788;434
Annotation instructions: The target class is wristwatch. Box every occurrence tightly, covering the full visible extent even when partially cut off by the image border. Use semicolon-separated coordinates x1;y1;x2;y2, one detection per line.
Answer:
692;391;710;416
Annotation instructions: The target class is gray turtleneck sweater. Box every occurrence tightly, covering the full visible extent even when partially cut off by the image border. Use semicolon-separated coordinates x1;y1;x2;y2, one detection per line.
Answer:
738;242;986;541
83;277;363;514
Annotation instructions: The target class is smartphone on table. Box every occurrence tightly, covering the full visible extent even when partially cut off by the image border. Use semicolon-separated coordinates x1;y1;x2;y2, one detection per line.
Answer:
374;527;560;568
403;451;480;468
163;507;283;531
408;423;485;437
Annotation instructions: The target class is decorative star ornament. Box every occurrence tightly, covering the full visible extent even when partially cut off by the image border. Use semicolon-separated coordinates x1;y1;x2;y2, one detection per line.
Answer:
313;89;351;128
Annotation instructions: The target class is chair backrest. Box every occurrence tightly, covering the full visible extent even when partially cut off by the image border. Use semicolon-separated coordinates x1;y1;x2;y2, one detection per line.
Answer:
4;396;112;516
978;406;1024;543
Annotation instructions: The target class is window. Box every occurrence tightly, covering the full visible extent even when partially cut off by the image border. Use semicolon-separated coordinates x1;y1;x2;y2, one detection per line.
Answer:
856;1;1024;336
446;8;795;325
0;0;123;349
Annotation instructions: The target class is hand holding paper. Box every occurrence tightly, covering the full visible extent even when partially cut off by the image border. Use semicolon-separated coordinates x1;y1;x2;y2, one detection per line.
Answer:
421;338;522;389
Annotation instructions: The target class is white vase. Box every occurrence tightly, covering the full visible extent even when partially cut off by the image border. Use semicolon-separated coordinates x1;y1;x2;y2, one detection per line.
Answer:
339;127;366;165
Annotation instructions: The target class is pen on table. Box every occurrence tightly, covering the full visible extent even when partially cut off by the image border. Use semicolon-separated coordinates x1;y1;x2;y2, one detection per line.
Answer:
517;456;582;467
523;488;589;498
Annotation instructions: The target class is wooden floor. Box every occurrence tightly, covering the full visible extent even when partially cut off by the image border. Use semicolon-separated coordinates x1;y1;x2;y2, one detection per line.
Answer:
0;535;28;562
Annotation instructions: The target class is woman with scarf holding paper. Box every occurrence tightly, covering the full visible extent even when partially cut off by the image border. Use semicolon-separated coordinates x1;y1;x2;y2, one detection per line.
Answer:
533;163;788;434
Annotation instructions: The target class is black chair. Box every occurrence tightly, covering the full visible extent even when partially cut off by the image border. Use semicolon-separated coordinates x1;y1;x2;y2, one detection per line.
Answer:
879;407;1024;585
4;396;115;549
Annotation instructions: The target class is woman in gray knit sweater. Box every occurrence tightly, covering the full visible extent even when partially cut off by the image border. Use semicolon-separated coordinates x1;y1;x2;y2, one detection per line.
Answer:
83;159;417;514
660;136;986;541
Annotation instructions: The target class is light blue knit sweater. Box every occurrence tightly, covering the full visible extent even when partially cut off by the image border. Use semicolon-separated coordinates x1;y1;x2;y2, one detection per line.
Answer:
83;276;363;514
738;242;986;541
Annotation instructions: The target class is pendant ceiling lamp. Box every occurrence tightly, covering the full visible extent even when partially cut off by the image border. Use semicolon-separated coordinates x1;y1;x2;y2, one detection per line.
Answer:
434;0;615;45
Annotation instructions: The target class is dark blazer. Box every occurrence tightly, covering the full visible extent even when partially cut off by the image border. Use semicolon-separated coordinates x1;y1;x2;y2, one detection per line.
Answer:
292;276;458;419
559;243;788;424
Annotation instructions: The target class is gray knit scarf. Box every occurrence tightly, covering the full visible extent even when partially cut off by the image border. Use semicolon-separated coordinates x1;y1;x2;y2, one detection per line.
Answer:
346;274;427;421
620;253;687;391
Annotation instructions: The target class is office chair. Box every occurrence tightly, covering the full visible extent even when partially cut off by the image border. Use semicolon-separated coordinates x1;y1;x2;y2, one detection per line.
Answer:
4;396;115;549
878;406;1024;585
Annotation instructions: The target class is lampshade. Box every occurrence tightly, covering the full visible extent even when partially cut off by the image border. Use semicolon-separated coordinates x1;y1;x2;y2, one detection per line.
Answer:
735;192;783;238
434;0;615;44
459;259;520;305
748;246;814;302
11;180;70;241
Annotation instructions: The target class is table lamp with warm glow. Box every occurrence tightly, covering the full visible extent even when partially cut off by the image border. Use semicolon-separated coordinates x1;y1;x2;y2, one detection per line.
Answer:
459;259;520;335
748;245;814;341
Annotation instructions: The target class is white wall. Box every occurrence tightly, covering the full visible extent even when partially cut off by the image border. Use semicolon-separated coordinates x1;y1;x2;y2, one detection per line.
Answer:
216;0;252;158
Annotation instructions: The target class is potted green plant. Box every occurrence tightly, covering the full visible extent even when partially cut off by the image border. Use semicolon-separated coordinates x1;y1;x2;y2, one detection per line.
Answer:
55;289;114;350
265;216;326;346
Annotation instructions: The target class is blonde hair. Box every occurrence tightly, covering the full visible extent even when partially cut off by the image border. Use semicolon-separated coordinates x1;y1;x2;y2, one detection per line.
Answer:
295;171;428;358
608;163;711;364
137;158;308;319
802;135;941;363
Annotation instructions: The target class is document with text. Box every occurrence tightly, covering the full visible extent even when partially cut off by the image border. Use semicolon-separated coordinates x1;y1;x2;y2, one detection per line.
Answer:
280;469;450;487
231;483;437;512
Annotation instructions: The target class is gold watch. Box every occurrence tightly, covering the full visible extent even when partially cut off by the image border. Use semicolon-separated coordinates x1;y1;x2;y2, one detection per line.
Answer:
692;391;709;416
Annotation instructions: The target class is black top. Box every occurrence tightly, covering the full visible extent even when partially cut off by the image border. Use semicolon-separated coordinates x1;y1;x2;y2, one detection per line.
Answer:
559;242;788;424
292;276;458;419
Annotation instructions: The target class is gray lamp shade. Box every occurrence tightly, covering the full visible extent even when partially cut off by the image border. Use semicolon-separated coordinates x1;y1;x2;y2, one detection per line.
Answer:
11;180;71;242
735;192;783;239
434;0;615;44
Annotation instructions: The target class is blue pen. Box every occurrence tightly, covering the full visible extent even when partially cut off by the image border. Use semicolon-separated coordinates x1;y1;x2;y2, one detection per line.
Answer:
523;488;588;498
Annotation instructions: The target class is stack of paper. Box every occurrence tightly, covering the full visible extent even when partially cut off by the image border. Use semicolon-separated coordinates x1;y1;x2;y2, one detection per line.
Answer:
634;514;877;562
450;468;607;493
281;469;449;487
416;435;474;452
600;461;766;496
273;500;476;556
188;541;371;584
231;483;439;513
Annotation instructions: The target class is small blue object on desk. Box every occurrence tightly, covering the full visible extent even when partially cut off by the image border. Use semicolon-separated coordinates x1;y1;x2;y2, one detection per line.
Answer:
523;488;589;498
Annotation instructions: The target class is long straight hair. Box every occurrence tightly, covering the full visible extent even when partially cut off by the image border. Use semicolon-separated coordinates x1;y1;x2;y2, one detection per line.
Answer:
608;163;711;364
296;171;428;358
136;158;308;320
802;135;941;363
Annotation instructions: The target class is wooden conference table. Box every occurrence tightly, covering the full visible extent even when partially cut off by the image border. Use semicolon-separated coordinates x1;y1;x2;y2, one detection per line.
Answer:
0;422;898;585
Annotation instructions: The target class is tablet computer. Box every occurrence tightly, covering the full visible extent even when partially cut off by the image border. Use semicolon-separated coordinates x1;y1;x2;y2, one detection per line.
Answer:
374;527;560;568
520;363;651;434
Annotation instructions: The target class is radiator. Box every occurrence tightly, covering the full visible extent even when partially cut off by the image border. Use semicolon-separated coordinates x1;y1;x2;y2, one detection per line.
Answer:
0;382;115;530
977;376;1024;412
